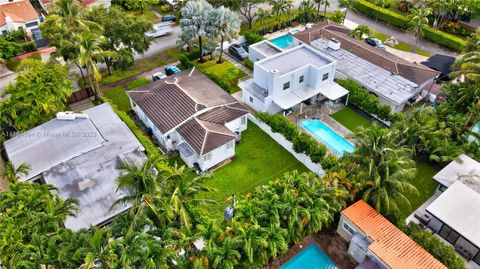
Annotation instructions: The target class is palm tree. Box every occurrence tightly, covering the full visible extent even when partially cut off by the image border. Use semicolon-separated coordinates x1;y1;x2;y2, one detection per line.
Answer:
233;224;268;266
340;0;357;25
210;238;241;269
272;0;288;29
350;25;371;39
1;161;30;182
72;32;117;100
209;6;241;64
351;126;419;214
407;8;432;52
170;175;215;230
180;0;214;63
257;8;271;34
262;223;288;260
451;52;480;83
299;0;316;24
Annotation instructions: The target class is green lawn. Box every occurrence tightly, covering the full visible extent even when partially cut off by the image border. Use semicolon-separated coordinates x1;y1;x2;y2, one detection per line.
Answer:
370;30;432;57
99;47;181;87
103;86;131;112
194;59;248;93
195;121;309;217
240;10;300;34
127;77;150;90
6;54;42;71
399;160;439;219
331;107;372;132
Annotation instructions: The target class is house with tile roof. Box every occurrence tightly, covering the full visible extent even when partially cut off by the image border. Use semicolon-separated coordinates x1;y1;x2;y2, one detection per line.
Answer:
0;0;41;35
128;68;249;172
294;21;440;113
338;200;446;269
408;154;480;267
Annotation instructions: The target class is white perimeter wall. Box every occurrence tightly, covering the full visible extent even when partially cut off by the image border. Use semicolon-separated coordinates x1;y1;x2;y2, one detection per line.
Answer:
248;114;324;176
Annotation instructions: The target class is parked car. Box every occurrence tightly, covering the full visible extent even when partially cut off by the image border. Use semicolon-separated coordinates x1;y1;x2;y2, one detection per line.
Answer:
145;27;172;38
162;14;176;22
165;65;181;76
229;44;248;60
152;72;167;81
365;37;386;49
242;44;249;53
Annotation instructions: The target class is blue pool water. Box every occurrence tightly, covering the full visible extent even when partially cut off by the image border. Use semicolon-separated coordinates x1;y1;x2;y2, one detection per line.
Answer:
281;244;338;269
270;34;295;49
299;119;355;157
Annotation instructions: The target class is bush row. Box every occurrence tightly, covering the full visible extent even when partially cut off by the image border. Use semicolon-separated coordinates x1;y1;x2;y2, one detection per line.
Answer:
244;31;265;45
402;223;467;269
204;71;232;93
353;0;466;51
243;58;254;70
336;79;402;123
0;38;37;60
256;112;337;169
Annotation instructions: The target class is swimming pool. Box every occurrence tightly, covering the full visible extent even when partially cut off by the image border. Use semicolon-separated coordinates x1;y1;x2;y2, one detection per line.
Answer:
299;119;355;157
281;244;338;269
270;34;295;49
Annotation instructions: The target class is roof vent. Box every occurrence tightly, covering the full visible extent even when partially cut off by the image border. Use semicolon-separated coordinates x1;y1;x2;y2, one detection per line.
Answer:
56;111;89;121
270;69;279;74
78;178;95;191
328;38;341;51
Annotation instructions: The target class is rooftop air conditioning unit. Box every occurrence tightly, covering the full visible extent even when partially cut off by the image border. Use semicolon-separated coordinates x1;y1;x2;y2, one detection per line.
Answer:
328;38;341;51
56;111;89;121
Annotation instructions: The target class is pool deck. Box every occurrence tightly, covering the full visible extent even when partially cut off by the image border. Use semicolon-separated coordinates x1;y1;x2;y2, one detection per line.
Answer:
264;25;306;40
266;229;358;269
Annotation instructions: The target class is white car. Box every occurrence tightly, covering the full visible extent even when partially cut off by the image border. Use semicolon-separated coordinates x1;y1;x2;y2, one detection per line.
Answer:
145;27;172;38
152;72;167;81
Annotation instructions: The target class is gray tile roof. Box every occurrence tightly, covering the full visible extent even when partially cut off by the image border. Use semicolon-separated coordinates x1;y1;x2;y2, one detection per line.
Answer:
128;68;238;134
177;118;235;155
198;104;249;124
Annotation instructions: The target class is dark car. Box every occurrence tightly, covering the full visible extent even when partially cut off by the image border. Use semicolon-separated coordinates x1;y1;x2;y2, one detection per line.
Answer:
229;44;248;60
242;44;249;53
364;37;386;49
162;14;177;22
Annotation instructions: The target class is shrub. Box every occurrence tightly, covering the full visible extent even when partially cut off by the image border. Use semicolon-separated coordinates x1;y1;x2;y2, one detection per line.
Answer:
179;54;194;69
243;58;254;70
327;10;345;24
244;30;265;45
204;71;231;92
0;38;20;60
403;223;467;269
183;49;201;61
421;26;466;52
354;0;409;29
320;154;338;170
293;133;315;154
309;144;328;163
3;28;26;42
127;77;150;90
18;41;37;54
440;21;472;38
257;112;299;141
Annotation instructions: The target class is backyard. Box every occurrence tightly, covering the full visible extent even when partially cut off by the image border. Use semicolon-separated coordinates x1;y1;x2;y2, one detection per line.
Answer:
331;106;372;132
194;59;248;93
188;121;310;216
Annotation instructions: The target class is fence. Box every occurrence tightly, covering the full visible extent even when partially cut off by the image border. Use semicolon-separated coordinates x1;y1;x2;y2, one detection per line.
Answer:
248;114;324;176
67;88;95;104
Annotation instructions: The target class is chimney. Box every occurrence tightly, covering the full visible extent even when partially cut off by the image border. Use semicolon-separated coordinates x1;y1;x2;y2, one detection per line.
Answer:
56;111;89;121
328;38;341;51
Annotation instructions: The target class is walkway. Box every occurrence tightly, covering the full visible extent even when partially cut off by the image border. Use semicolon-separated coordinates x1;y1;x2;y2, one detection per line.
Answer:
222;52;252;76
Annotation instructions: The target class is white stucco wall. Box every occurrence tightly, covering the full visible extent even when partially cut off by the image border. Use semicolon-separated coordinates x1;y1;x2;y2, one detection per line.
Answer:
197;140;235;171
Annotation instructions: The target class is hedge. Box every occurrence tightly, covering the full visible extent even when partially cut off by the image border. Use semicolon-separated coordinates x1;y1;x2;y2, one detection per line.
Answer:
353;0;466;51
243;58;254;70
336;79;402;123
203;71;231;93
256;112;337;168
403;223;467;269
244;31;265;45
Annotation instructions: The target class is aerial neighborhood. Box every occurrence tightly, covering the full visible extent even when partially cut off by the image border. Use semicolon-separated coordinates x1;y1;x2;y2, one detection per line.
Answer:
0;0;479;268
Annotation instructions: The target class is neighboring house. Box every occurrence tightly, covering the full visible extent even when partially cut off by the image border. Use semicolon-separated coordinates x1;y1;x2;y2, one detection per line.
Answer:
39;0;111;12
295;21;440;113
239;44;349;114
0;0;41;35
411;154;480;266
3;104;147;231
421;54;456;81
338;200;446;269
128;68;249;172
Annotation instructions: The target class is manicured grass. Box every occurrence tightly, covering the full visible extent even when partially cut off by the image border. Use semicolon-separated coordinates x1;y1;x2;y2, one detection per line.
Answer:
370;30;432;57
197;121;309;216
125;9;159;21
331;107;372;132
103;86;131;112
99;47;181;87
240;10;300;34
399;160;439;219
127;77;150;90
194;59;248;93
6;54;42;71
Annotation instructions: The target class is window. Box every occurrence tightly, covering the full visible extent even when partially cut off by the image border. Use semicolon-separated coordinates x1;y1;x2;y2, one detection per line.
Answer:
473;251;480;265
343;222;355;235
249;97;253;103
203;152;212;161
241;116;246;125
283;82;290;90
299;75;304;83
439;225;460;244
322;73;329;81
25;21;38;28
226;141;234;150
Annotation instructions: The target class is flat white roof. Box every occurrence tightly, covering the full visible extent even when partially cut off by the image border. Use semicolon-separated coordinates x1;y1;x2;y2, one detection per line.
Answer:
433;154;480;192
318;82;349;100
257;44;333;76
250;40;283;57
426;181;480;247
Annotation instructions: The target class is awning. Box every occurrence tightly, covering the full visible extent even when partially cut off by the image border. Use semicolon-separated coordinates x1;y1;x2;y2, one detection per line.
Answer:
272;91;302;110
318;82;349;100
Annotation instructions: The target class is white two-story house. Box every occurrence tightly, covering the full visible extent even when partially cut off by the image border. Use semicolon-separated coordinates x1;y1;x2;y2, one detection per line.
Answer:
128;68;249;172
239;43;349;114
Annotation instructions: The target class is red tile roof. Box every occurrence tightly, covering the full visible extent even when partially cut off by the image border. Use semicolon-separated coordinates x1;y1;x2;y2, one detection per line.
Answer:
342;201;446;269
0;0;39;26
